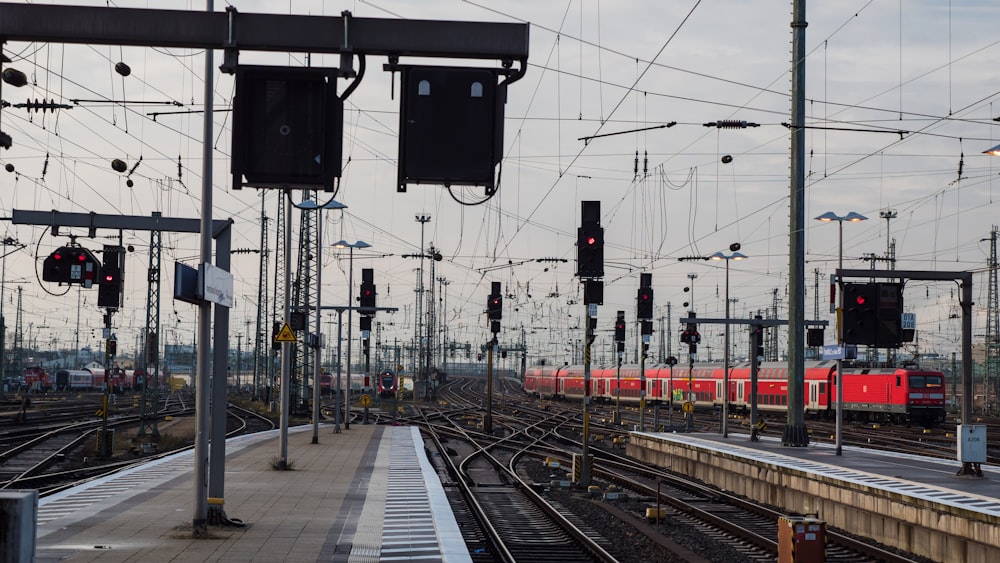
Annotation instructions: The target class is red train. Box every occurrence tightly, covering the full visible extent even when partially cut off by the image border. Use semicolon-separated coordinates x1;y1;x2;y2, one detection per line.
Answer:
523;360;946;425
377;369;397;398
24;366;150;393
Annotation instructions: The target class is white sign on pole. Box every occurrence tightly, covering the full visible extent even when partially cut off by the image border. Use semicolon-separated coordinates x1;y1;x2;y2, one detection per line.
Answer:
200;263;234;308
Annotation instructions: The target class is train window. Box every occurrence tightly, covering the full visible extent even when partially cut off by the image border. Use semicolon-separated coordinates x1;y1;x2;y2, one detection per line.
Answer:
924;375;943;387
895;375;901;387
818;382;826;395
910;375;924;388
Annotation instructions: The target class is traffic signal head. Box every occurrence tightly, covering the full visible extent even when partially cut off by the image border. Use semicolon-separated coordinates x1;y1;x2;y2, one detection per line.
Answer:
637;286;653;319
106;338;117;357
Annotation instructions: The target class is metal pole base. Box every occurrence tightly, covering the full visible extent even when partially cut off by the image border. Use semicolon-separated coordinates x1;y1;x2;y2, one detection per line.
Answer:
781;424;810;447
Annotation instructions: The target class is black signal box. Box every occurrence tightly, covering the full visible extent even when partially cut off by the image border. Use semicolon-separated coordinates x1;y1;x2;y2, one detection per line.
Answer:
232;66;343;190
397;66;504;192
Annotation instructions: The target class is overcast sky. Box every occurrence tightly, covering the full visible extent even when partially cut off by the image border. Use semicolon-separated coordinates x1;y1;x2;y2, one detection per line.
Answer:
1;0;999;367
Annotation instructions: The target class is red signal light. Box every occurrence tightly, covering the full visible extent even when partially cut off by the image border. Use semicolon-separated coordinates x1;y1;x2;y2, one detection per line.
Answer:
77;253;86;261
52;252;62;261
586;236;596;245
855;295;866;305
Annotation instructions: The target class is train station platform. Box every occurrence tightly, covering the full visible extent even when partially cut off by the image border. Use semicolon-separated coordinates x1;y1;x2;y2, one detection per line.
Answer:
34;423;471;562
628;430;1000;563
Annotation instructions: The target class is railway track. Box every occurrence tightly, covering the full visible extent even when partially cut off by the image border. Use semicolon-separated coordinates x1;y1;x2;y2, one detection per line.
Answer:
414;376;937;562
0;401;275;493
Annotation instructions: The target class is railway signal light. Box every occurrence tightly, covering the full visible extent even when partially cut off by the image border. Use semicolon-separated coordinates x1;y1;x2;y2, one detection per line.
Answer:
843;283;878;346
614;311;625;343
681;312;700;345
576;201;604;278
877;283;903;348
98;245;124;309
637;287;653;319
106;338;117;357
359;268;376;311
487;294;502;319
637;273;653;319
487;281;502;321
42;245;100;287
752;316;765;362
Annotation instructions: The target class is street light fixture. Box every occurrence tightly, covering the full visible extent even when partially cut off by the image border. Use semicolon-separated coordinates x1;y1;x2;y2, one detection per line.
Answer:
296;198;346;445
710;249;746;438
333;239;371;430
815;210;867;456
983;144;1000;157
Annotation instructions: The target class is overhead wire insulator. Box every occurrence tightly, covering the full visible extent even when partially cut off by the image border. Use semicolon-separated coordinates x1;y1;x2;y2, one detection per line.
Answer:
704;120;759;129
14;99;73;113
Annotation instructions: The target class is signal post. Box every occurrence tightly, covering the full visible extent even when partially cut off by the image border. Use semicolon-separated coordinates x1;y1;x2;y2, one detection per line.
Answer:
484;282;502;434
577;201;603;488
636;273;653;431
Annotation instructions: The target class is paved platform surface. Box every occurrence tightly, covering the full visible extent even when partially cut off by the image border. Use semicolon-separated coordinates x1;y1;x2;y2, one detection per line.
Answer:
636;430;1000;517
35;423;471;562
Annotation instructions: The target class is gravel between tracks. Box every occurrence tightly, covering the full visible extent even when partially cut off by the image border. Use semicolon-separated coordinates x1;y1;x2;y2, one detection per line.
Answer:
524;460;748;563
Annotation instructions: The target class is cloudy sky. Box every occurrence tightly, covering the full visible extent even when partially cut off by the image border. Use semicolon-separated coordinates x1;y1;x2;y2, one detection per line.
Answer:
1;0;999;368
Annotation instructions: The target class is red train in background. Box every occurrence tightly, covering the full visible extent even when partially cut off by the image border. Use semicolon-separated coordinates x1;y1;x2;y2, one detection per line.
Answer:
523;360;946;425
377;369;397;398
23;366;150;393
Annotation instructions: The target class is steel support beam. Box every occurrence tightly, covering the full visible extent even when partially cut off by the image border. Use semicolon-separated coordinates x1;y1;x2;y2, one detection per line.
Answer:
0;3;529;61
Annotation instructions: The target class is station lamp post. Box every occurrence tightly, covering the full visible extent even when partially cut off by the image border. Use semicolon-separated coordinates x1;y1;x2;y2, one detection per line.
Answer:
297;198;347;445
710;247;746;438
815;210;867;456
333;239;371;430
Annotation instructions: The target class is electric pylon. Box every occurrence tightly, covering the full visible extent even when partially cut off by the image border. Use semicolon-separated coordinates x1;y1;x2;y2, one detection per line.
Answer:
253;192;270;400
139;220;161;437
984;226;999;414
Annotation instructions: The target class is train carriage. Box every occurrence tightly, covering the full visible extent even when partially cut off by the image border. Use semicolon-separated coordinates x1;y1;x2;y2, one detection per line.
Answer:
55;369;95;391
526;360;945;425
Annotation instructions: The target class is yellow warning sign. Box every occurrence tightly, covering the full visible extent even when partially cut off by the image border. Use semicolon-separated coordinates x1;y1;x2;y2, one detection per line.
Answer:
274;323;297;343
359;394;372;407
682;401;695;414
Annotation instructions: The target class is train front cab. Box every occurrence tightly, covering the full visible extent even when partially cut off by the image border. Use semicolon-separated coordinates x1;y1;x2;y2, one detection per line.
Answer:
905;370;946;425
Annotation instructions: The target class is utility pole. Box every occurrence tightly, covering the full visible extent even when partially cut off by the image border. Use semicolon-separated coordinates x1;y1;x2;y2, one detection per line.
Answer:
784;0;809;447
415;214;431;399
438;277;449;376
